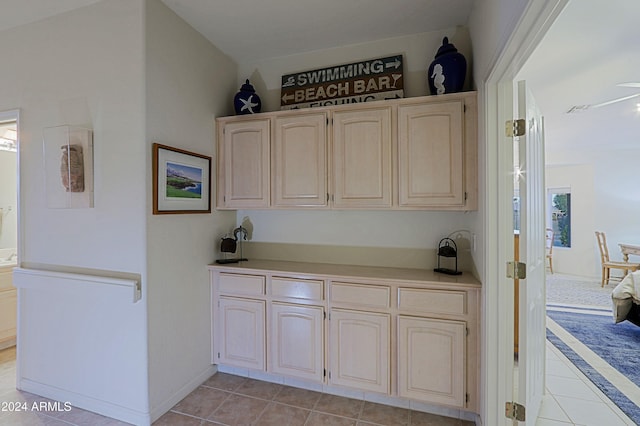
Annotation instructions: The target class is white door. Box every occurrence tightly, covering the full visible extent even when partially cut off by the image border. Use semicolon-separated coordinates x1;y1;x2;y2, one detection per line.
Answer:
514;80;547;425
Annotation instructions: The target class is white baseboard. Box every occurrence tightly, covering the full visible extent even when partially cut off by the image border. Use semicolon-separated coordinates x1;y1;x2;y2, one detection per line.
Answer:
149;364;218;423
18;378;151;425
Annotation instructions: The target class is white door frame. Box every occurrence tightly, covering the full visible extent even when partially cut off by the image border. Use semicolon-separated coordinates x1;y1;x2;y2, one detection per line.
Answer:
482;1;568;425
0;109;21;262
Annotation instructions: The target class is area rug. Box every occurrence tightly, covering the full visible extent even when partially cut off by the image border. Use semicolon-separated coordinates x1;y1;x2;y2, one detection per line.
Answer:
547;309;640;424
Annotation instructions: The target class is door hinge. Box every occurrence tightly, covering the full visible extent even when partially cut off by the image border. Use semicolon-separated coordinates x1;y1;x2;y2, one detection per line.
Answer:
217;352;220;359
323;311;326;320
466;393;469;404
323;369;326;377
507;261;527;279
506;119;526;137
505;401;526;421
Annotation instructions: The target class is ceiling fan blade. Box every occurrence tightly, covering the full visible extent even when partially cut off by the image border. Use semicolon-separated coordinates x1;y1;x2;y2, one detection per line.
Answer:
617;82;640;88
566;92;640;113
591;92;640;108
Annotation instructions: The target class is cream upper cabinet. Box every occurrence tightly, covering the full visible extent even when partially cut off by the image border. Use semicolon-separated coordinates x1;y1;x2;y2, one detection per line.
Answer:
218;118;270;209
398;100;464;207
216;93;477;210
331;107;392;208
273;113;328;207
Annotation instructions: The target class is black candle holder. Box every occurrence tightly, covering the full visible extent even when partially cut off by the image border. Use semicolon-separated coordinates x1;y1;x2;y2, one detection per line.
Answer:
434;237;462;275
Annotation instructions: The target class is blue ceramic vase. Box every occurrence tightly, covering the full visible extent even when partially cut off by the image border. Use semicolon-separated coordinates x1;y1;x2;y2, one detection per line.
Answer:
234;79;262;115
427;37;466;95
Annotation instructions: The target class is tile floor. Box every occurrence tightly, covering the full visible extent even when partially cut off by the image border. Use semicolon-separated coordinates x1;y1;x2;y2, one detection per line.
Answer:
0;343;473;425
540;328;638;425
155;373;474;425
1;339;637;426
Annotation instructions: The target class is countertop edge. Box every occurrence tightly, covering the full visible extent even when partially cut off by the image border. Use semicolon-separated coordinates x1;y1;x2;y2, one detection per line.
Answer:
208;259;481;288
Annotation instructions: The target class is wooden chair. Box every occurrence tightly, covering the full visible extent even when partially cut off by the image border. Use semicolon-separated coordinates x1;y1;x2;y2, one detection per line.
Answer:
545;228;554;273
595;231;640;287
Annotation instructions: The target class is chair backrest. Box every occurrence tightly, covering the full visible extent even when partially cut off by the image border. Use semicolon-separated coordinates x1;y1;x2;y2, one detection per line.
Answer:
545;228;554;256
595;231;610;263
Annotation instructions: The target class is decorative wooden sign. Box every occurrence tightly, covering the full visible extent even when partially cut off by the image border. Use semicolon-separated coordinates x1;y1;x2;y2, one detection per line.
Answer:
280;55;403;110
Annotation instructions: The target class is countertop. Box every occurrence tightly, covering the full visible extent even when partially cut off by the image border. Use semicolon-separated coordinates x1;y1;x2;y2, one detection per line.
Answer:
208;259;481;288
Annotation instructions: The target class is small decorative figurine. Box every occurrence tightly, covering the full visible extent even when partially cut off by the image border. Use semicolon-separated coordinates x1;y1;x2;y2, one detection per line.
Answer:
427;37;467;95
234;79;262;115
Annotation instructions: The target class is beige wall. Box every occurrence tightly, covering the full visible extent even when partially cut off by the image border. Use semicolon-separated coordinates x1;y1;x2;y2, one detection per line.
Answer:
144;0;237;420
546;148;640;278
545;164;596;277
0;0;149;421
222;28;479;269
237;27;473;110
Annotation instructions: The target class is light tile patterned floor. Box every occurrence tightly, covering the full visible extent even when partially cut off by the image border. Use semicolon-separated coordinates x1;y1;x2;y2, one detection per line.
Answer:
540;272;639;425
0;273;636;425
0;345;473;425
539;337;637;425
1;341;635;425
155;374;473;425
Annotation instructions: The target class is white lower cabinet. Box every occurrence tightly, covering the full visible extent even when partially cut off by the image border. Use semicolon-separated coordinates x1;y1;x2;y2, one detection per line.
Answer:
217;296;265;370
328;309;390;394
397;316;466;407
209;262;480;414
270;302;324;381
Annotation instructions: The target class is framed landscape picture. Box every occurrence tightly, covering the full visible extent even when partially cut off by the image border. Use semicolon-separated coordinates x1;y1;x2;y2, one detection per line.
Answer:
152;143;211;214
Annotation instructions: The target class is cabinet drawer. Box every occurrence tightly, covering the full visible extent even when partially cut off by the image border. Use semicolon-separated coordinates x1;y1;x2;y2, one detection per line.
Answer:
330;282;390;309
398;288;466;315
271;277;323;300
218;273;265;296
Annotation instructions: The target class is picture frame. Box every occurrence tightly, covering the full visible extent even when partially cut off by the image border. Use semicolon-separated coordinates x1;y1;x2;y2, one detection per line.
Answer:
152;143;211;214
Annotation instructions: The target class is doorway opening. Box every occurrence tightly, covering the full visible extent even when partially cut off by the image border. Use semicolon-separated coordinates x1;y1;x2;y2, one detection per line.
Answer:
0;113;18;352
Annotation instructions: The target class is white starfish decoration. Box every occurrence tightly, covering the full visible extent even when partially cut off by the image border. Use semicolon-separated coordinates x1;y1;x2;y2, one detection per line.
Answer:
240;95;259;113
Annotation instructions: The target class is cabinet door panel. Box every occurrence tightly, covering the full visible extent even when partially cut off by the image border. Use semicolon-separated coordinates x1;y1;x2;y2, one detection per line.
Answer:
217;297;265;370
398;316;465;407
329;309;389;393
0;289;16;344
398;101;464;207
332;108;392;208
221;119;270;208
270;303;324;381
274;114;327;207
